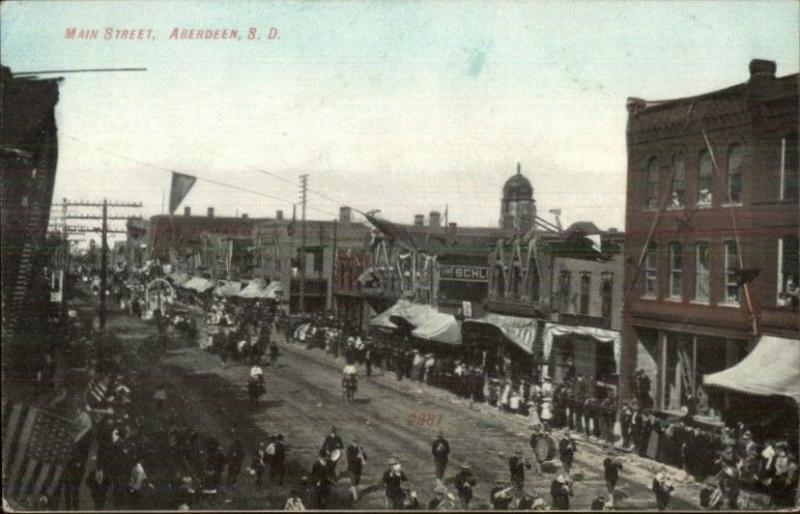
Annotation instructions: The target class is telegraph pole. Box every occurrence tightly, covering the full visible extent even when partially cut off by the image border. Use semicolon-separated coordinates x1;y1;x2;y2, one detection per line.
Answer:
64;199;142;329
299;174;308;313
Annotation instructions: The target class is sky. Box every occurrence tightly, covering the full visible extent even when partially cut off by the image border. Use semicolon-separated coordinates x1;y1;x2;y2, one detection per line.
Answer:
1;0;798;244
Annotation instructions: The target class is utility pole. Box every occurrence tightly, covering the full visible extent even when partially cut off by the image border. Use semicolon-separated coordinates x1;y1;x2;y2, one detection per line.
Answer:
329;218;338;314
299;175;308;313
64;199;142;329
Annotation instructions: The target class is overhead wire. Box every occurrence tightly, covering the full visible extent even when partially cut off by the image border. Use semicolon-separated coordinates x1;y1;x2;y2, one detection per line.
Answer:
61;133;339;218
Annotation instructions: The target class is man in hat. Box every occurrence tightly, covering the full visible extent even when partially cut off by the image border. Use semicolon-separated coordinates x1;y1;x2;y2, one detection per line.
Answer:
550;473;572;510
717;463;740;510
310;450;333;509
321;426;344;481
509;448;531;492
253;442;268;487
559;430;577;477
346;438;368;501
652;469;674;511
603;447;623;508
529;424;546;474
383;456;408;509
454;462;477;508
426;483;454;510
619;401;634;450
490;480;514;510
226;439;244;486
271;434;287;486
432;431;451;480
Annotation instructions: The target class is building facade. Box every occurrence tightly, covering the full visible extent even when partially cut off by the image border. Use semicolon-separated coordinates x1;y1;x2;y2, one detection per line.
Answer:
621;59;799;415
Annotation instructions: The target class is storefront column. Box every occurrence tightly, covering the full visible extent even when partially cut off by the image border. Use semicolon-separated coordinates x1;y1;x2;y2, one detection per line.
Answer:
656;330;667;410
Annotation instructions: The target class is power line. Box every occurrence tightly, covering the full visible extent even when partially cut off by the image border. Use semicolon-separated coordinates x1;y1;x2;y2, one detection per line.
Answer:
61;134;338;218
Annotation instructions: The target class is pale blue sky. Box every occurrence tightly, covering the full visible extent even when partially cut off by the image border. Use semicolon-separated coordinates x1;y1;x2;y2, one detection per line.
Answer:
2;0;798;241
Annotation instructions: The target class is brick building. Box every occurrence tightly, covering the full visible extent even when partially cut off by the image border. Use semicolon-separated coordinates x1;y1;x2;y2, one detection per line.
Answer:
621;59;799;421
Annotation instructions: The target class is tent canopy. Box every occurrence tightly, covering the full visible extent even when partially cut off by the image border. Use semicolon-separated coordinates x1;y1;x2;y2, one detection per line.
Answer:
167;271;191;286
704;335;800;403
370;299;461;344
214;280;243;297
464;313;538;355
182;277;215;293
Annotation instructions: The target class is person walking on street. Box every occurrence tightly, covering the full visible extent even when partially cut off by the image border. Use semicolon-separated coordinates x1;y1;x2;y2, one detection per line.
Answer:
490;480;514;510
269;340;279;368
509;448;531;500
550;473;573;510
227;439;244;486
382;456;408;509
454;462;477;509
321;426;344;482
364;344;373;377
432;431;451;480
428;484;457;510
603;447;624;508
271;434;287;486
346;439;368;501
284;489;306;511
253;442;268;487
652;469;674;511
310;451;333;509
559;430;577;477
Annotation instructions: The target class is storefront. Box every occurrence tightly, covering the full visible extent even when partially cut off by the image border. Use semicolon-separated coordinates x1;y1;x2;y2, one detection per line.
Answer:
463;313;539;381
542;323;620;396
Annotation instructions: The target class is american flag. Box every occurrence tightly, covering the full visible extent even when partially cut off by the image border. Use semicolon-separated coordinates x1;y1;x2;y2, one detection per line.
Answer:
85;375;112;424
2;400;84;508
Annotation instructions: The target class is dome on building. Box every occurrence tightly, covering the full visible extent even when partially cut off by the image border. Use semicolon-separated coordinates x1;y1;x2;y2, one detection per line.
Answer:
503;163;533;199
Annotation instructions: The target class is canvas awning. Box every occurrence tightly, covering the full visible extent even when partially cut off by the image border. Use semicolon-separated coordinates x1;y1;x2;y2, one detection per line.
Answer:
703;335;800;403
370;299;461;344
464;313;538;355
542;323;621;373
214;280;243;297
167;271;191;286
182;277;215;293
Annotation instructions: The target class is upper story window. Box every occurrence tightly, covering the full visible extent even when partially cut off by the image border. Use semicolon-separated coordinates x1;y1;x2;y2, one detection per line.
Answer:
694;242;710;302
727;144;744;204
668;242;683;298
697;151;713;206
645;158;659;209
777;236;799;310
670;155;685;208
644;243;657;297
780;133;799;201
723;240;740;305
579;272;591;315
600;272;613;320
559;270;572;311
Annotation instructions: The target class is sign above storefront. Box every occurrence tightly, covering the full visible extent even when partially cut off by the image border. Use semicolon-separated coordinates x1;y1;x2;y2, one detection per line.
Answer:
439;265;490;282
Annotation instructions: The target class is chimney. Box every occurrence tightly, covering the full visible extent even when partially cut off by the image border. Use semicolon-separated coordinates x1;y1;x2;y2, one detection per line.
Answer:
429;210;441;228
241;213;248;219
207;207;215;218
414;214;424;227
447;222;457;243
749;59;776;81
184;206;191;216
276;210;284;221
339;206;352;224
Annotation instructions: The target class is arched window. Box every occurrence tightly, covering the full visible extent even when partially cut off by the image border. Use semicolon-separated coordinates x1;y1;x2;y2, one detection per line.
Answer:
697;150;713;206
670;154;685;207
646;158;659;209
727;144;744;204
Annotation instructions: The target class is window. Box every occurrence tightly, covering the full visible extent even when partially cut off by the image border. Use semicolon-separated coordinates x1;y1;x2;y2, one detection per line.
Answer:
600;272;613;320
559;270;572;311
723;241;740;304
670;155;685;207
780;133;799;201
727;145;744;204
579;272;591;315
668;242;683;298
697;151;712;206
646;158;659;209
644;243;657;297
694;242;710;302
777;236;799;310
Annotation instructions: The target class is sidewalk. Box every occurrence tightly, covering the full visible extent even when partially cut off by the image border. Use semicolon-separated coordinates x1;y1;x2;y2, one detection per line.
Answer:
276;335;708;509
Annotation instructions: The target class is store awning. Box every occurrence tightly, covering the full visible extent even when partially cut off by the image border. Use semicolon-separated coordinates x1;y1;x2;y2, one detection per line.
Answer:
214;280;243;297
182;277;215;293
370;299;461;344
167;271;190;286
464;313;538;355
542;323;621;373
703;335;800;403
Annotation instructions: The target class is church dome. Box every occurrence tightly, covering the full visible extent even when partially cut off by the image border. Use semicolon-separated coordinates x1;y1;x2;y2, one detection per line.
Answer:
503;164;533;199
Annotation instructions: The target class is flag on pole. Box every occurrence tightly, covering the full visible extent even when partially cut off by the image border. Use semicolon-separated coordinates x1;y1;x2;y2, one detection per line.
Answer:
169;172;196;215
2;400;84;508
